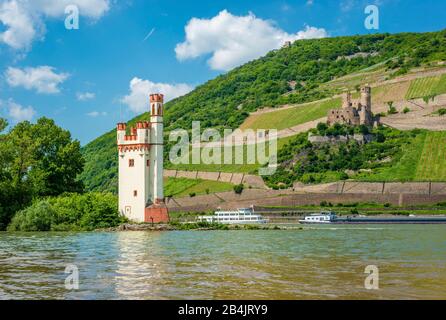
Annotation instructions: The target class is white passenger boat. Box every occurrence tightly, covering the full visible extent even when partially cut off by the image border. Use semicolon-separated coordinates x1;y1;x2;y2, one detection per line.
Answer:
198;207;268;224
299;211;337;224
299;211;446;224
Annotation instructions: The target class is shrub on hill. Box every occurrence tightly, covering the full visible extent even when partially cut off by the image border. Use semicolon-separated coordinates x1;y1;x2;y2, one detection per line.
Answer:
233;184;244;194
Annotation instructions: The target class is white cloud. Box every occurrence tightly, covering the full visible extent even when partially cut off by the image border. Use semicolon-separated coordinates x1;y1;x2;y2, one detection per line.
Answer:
296;25;328;39
175;10;328;71
0;0;39;50
86;111;107;117
6;99;36;122
0;0;110;50
5;65;69;94
121;77;194;113
77;91;95;101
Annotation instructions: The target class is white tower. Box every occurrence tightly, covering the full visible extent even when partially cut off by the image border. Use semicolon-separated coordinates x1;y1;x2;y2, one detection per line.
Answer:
149;94;164;205
117;93;169;223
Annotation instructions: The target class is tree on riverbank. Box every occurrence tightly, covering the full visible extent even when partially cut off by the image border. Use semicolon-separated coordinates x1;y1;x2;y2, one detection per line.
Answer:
0;117;85;230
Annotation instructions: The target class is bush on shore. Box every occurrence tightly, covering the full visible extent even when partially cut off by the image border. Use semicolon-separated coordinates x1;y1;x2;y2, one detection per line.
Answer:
8;193;125;232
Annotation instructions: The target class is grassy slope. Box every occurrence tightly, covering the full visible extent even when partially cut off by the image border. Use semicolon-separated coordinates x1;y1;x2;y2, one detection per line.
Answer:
240;98;341;131
164;177;233;198
166;135;295;173
372;81;412;104
406;74;446;99
360;131;446;181
435;74;446;94
415;131;446;180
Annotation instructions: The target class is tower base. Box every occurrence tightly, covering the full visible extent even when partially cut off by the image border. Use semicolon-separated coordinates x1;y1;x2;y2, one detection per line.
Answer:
145;202;169;223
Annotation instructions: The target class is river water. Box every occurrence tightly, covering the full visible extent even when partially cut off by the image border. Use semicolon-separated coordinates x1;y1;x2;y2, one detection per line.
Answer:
0;225;445;300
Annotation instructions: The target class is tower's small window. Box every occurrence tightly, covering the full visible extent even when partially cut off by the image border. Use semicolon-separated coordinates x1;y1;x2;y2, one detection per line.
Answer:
129;159;135;167
147;160;150;167
133;190;137;197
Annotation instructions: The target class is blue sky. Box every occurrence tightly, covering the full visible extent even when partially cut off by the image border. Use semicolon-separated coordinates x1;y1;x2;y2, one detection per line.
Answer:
0;0;445;145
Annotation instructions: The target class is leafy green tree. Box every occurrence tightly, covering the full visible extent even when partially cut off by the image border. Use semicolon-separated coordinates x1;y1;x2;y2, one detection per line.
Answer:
4;121;36;187
387;102;397;115
4;118;84;196
0;117;85;229
0;118;7;133
29;118;85;196
0;183;31;230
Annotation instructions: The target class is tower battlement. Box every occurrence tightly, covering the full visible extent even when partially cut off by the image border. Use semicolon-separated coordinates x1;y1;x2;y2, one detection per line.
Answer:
136;121;150;129
150;94;164;116
117;121;152;146
150;94;164;103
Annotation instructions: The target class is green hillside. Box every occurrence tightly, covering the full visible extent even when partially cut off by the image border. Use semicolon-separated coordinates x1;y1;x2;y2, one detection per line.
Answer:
80;30;446;193
164;178;234;198
240;98;341;131
240;71;446;131
264;126;446;189
406;74;446;99
360;131;446;182
166;134;295;174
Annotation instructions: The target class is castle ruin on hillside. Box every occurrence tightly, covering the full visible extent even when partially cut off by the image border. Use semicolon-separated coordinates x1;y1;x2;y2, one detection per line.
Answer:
327;86;380;127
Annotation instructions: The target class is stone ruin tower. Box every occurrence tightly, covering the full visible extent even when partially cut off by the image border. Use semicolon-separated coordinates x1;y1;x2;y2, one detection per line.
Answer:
116;93;169;223
358;86;373;127
327;86;378;127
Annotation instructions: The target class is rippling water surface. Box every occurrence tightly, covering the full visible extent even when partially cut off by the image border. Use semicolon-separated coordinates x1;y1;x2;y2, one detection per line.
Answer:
1;225;445;299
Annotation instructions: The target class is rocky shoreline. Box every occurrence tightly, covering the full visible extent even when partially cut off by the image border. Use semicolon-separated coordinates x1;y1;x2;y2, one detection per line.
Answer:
97;223;304;232
98;223;175;232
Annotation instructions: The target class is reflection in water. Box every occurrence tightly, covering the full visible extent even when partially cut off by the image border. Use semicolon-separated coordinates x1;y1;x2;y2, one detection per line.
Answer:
0;225;446;299
114;231;173;299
